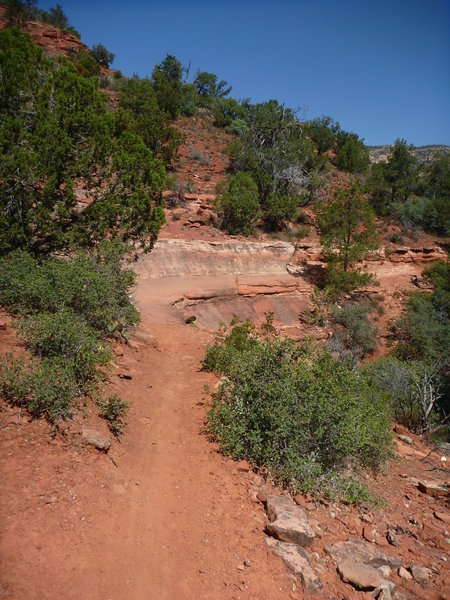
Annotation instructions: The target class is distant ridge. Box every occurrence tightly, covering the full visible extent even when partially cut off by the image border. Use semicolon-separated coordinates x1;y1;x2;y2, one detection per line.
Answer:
368;144;450;165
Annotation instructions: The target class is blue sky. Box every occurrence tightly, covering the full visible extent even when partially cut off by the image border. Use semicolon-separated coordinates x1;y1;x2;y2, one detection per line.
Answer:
39;0;450;146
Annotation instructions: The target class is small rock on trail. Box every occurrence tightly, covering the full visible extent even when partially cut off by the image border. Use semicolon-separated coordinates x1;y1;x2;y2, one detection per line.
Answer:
264;495;315;547
81;428;111;452
325;539;402;569
265;537;322;594
337;558;383;591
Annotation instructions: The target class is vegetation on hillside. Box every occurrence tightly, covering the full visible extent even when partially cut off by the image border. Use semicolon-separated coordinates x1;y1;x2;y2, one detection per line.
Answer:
204;318;392;502
0;241;136;432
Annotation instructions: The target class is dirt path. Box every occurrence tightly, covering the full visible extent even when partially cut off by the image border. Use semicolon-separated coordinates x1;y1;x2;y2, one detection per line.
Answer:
0;269;294;600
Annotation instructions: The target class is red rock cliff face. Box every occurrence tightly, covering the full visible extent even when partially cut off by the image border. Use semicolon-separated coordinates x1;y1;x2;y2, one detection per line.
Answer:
0;7;88;56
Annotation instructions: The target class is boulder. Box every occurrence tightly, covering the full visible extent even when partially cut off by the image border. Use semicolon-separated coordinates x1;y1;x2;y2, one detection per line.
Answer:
398;566;412;580
410;564;431;585
81;429;111;452
265;495;315;547
337;558;383;591
417;481;448;497
325;539;402;569
265;538;322;594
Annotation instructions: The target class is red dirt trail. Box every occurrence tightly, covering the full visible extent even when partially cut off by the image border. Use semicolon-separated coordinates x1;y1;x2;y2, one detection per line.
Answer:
0;314;295;599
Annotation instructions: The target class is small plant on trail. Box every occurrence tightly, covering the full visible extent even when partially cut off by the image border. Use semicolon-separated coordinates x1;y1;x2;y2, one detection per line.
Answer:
98;393;130;435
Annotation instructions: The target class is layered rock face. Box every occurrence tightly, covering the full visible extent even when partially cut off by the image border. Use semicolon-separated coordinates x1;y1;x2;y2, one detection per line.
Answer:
135;239;313;333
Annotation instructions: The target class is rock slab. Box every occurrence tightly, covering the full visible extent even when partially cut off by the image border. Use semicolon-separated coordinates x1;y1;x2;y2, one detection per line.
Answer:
325;539;402;569
266;537;322;594
81;429;111;452
265;495;315;547
337;558;383;591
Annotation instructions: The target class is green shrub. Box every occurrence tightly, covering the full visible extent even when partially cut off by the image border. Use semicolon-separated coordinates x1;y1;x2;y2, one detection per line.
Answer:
18;310;112;387
0;355;77;423
367;262;450;437
330;303;377;362
70;49;101;78
263;192;299;229
90;43;115;68
98;393;129;435
0;240;140;337
365;356;447;436
216;172;260;235
0;240;137;432
204;322;392;501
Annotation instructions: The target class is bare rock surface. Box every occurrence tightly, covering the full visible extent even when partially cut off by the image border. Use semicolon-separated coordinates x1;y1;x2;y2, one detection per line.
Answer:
81;429;111;452
265;537;322;594
325;539;402;569
265;495;315;547
337;558;383;590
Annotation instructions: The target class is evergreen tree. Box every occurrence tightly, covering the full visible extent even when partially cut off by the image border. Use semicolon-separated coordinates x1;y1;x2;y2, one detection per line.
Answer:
318;183;379;292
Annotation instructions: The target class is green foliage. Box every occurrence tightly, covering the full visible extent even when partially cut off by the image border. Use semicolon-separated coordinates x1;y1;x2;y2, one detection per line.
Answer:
98;393;129;435
317;183;379;293
393;266;449;366
38;3;80;37
0;29;167;255
330;303;377;362
367;145;449;236
213;97;247;128
118;75;184;167
383;139;418;203
2;0;37;25
365;356;447;436
1;0;80;35
216;172;260;235
18;310;112;387
229;100;316;202
151;54;183;119
69;48;100;77
394;195;450;236
0;241;140;336
263;192;299;228
304;115;340;156
204;321;392;501
0;355;77;422
0;241;137;431
193;71;232;108
336;131;370;173
90;43;114;67
367;261;449;436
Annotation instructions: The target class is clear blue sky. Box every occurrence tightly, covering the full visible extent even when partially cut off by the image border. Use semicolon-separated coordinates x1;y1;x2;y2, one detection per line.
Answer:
39;0;450;146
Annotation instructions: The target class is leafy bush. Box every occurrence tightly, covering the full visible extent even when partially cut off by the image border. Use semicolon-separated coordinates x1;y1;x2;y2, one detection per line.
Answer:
18;310;112;387
263;192;299;229
70;48;101;78
204;321;392;501
216;172;260;235
91;43;115;68
98;393;129;435
365;356;447;436
0;241;140;336
0;240;137;432
0;355;77;423
329;303;377;362
335;131;369;173
367;261;450;437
